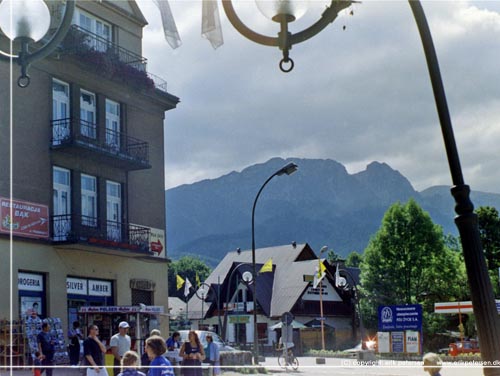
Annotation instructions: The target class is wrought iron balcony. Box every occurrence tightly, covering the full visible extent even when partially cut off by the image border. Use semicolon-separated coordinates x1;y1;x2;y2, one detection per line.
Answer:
60;25;168;93
51;117;150;170
51;214;151;254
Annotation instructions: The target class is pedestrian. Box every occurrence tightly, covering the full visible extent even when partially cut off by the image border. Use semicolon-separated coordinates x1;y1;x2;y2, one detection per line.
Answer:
165;331;182;376
32;351;43;376
117;351;146;376
141;330;162;373
111;322;132;376
166;332;180;351
83;324;108;376
68;321;83;366
179;331;204;376
144;335;174;376
423;352;442;376
204;335;220;376
37;322;55;376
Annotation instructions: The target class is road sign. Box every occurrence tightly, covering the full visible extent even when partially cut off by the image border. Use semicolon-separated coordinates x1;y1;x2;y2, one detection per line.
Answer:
282;311;294;325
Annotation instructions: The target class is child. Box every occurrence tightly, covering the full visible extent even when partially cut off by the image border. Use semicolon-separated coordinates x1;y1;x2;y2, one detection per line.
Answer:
423;352;442;376
117;351;146;376
33;351;42;376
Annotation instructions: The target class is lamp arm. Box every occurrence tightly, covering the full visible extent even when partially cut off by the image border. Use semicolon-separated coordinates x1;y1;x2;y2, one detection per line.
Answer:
290;0;353;46
24;0;76;66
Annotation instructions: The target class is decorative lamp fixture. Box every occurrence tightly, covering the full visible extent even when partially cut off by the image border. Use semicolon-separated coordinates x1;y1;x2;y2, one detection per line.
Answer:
222;0;352;72
0;0;75;87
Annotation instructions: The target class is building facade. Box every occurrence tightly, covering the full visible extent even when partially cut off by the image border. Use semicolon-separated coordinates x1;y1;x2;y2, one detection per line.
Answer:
187;244;357;353
0;0;178;342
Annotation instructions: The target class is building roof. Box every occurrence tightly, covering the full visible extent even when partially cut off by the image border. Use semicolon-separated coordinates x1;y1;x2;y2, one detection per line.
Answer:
187;243;345;319
168;297;186;319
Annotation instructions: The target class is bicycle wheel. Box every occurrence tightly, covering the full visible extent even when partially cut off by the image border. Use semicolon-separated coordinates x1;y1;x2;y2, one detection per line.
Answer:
277;354;285;368
291;356;299;370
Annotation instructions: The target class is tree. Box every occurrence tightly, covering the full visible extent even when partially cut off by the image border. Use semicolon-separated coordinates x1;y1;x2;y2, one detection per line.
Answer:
476;206;500;270
168;256;212;299
326;249;343;263
360;199;466;329
345;251;363;267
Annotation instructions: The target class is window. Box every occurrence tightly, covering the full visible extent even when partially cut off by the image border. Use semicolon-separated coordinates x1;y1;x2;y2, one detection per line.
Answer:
106;181;121;241
53;167;71;240
75;9;111;52
52;79;70;145
81;174;97;227
105;99;120;150
80;90;96;139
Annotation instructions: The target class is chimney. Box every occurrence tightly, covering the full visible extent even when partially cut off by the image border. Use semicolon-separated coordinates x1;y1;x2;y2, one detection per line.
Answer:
292;241;296;248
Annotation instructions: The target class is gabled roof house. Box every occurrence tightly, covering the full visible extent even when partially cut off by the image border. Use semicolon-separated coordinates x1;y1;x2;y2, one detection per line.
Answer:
186;243;356;351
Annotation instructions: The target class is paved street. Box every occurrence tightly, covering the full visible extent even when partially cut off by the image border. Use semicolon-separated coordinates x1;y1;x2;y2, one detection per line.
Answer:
0;356;490;376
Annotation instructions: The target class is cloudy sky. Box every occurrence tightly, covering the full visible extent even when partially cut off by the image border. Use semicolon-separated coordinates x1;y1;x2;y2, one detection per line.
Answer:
135;0;500;193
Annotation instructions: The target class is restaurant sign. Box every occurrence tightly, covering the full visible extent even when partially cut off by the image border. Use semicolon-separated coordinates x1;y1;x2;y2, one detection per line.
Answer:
0;197;49;239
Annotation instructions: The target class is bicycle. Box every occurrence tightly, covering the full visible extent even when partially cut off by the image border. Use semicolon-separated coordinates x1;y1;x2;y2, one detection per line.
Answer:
277;347;299;370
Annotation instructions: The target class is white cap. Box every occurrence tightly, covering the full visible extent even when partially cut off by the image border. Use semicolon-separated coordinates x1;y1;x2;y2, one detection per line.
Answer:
119;321;129;329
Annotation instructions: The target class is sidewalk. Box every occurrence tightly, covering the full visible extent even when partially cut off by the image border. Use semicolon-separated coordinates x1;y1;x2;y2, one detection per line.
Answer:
0;357;489;376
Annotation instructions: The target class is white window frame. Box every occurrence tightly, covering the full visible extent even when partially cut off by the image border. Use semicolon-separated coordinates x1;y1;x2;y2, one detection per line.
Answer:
81;174;97;227
106;180;122;241
52;79;70;145
53;166;71;240
105;99;121;150
80;89;96;139
74;8;112;51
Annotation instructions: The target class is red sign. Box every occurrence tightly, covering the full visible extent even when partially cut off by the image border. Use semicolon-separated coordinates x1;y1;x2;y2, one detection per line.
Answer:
0;197;49;239
150;239;164;254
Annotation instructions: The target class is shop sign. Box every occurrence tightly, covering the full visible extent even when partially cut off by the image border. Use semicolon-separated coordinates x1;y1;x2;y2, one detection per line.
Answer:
229;315;250;324
0;197;49;239
79;305;164;314
66;277;88;295
405;330;420;353
88;280;112;297
378;304;422;331
18;272;44;292
302;279;342;302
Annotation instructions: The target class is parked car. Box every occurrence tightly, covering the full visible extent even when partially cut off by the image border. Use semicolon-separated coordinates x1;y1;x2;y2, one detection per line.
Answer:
178;330;236;351
448;340;480;356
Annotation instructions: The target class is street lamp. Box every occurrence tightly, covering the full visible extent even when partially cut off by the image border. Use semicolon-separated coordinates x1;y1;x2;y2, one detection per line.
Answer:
195;282;223;334
251;162;298;364
0;0;75;87
335;265;366;349
222;1;500;371
221;262;253;342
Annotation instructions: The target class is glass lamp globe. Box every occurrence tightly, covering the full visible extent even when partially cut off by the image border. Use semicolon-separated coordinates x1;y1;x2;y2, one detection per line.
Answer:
255;0;309;22
0;0;51;42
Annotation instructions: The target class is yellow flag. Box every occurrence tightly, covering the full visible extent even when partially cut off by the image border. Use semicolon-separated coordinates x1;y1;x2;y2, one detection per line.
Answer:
317;261;326;278
196;273;201;287
259;258;273;273
176;275;184;290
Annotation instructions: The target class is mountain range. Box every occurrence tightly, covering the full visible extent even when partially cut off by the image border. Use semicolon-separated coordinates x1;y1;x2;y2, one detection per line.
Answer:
165;157;500;266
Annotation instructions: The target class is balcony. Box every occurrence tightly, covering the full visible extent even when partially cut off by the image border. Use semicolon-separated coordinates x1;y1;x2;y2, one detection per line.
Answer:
59;25;168;93
51;214;151;254
51;117;150;170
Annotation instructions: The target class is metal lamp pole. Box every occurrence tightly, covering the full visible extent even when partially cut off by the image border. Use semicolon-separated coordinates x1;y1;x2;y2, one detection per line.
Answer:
251;162;298;364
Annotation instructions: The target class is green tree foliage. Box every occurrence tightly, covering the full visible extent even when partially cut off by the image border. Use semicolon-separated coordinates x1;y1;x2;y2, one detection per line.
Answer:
345;251;363;267
327;249;343;263
359;199;467;332
168;256;212;299
476;206;500;270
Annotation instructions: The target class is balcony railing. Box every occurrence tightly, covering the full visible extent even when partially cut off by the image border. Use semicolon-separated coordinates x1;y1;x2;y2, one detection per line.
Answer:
51;117;150;170
51;214;150;253
60;25;168;93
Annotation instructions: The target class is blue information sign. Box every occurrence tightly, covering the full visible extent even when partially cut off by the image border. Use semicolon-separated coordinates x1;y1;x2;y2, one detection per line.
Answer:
391;332;405;353
378;304;422;331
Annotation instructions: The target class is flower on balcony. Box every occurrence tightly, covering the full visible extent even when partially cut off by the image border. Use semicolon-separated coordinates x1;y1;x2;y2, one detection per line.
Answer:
60;27;155;91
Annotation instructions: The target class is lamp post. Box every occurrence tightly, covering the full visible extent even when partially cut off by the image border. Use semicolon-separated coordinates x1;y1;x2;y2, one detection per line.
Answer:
0;0;75;87
318;245;328;351
195;282;223;334
221;262;253;342
335;265;366;349
221;1;500;372
251;162;298;364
